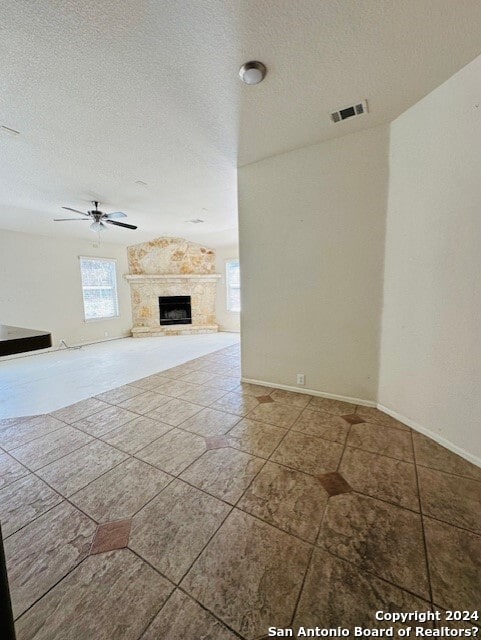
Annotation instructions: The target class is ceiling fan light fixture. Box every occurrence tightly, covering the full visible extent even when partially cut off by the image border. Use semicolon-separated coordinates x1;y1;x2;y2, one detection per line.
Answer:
239;61;267;85
90;221;105;232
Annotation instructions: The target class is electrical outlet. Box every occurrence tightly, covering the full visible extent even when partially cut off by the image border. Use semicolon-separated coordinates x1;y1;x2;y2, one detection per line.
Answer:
104;331;108;337
296;373;305;385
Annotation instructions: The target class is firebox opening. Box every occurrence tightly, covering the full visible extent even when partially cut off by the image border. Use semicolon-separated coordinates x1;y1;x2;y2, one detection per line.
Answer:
159;296;192;325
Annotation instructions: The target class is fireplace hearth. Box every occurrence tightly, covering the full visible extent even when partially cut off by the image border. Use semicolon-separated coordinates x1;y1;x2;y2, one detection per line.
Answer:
159;296;192;325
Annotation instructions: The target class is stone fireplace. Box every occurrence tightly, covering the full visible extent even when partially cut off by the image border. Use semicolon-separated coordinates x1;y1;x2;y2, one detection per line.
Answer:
125;237;221;337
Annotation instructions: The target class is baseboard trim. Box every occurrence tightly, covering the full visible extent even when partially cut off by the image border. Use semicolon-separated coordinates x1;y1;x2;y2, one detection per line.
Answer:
377;403;481;469
240;377;376;408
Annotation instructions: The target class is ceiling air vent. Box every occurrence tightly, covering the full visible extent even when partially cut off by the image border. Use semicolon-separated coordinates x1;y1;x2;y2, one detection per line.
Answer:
331;100;368;123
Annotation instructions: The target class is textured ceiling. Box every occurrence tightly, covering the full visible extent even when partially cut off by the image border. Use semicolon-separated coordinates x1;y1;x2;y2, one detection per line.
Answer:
1;0;481;247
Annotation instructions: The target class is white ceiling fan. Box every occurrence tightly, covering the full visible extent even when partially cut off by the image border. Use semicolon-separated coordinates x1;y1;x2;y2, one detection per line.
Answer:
54;201;137;232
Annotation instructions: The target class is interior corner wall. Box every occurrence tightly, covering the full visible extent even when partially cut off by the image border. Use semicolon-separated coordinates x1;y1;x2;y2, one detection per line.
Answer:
215;245;240;333
238;124;390;402
0;229;132;348
379;55;481;462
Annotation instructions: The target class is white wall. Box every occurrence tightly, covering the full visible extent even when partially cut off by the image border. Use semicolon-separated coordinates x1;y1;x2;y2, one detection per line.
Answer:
0;230;132;347
215;245;240;333
379;55;481;462
238;125;390;402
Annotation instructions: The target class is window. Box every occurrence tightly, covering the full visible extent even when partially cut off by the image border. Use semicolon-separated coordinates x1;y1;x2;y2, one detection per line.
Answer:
226;259;241;312
79;257;119;321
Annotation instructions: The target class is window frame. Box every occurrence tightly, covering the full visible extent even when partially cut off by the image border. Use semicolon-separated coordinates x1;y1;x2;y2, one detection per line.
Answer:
225;258;241;313
79;256;120;322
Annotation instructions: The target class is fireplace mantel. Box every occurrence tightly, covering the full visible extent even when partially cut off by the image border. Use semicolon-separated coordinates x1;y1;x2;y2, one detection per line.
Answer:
125;274;221;283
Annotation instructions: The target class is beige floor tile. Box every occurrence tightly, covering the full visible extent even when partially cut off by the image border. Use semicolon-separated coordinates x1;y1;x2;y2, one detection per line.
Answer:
72;405;137;437
94;384;144;405
151;378;200;398
270;389;312;408
177;385;227;406
180;448;264;504
355;406;410;431
11;427;93;471
161;363;203;379
15;549;173;640
226;419;287;458
211;391;260;416
294;549;430;632
176;370;214;384
144;398;203;426
347;422;414;462
36;440;128;497
318;492;429;597
181;509;311;640
141;589;238;640
135;428;206;475
100;415;173;454
339;447;419;511
271;431;343;476
128;374;171;390
307;396;357;416
129;479;230;583
180;407;240;437
418;466;481;534
292;409;350;444
0;475;62;537
203;374;240;391
50;398;110;424
5;501;95;618
196;362;236;375
117;390;171;414
238;382;274;396
248;402;302;428
413;432;481;481
238;461;328;542
424;516;481;611
0;415;65;451
70;458;171;522
0;452;28;489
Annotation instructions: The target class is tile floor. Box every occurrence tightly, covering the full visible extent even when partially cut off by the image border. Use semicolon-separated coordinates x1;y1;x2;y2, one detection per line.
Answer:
1;342;480;639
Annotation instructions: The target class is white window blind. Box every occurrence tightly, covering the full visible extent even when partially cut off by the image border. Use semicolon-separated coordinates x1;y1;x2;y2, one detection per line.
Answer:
226;259;241;312
79;257;119;321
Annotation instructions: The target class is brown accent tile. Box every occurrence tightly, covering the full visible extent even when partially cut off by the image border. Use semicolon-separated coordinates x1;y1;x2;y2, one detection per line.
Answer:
317;471;352;496
342;413;365;425
424;516;481;611
205;435;228;450
90;519;132;554
256;395;274;403
317;492;429;598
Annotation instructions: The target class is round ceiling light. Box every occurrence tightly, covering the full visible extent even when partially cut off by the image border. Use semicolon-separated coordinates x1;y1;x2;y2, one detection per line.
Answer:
239;61;267;85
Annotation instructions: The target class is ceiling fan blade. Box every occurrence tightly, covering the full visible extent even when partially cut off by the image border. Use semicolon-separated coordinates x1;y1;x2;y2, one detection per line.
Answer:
62;206;89;216
54;218;90;221
105;220;137;230
105;211;127;219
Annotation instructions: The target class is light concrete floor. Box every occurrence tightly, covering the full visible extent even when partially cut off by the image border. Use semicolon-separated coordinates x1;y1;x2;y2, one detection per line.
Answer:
0;333;240;418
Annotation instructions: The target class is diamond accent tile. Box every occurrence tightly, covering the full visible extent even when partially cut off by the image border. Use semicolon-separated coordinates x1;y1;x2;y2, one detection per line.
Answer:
90;519;132;554
256;395;274;403
342;413;365;425
317;471;353;496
